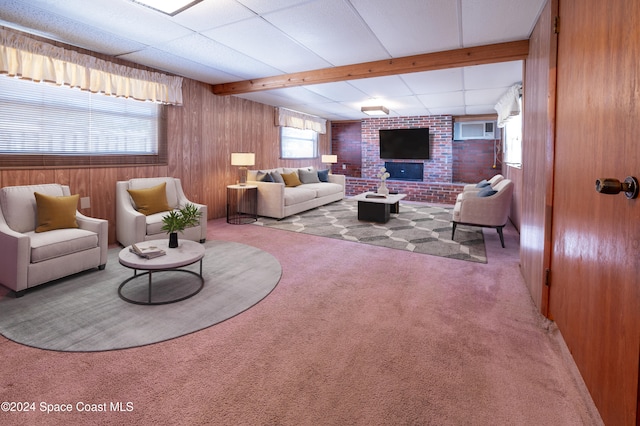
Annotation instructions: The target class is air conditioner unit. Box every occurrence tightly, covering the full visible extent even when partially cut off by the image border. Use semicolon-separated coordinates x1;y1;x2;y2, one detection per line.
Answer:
453;121;498;140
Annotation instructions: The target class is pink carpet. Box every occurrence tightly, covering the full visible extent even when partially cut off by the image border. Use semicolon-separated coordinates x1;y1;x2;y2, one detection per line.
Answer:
0;217;602;425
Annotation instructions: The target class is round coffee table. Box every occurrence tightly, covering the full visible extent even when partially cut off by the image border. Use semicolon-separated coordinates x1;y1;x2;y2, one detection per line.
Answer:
118;239;205;305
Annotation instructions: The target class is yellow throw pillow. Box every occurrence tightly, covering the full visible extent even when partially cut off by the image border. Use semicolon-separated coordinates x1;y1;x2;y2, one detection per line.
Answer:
127;182;171;216
34;192;79;233
281;172;302;187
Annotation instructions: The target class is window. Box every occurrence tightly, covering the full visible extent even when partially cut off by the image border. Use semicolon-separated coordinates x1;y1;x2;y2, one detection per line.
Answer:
503;98;522;167
280;127;318;159
0;76;166;168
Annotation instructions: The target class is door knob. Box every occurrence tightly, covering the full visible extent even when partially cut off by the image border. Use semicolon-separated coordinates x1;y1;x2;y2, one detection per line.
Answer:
595;176;639;199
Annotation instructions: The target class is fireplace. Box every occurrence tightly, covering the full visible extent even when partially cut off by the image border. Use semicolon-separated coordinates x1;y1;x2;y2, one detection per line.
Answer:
384;162;424;181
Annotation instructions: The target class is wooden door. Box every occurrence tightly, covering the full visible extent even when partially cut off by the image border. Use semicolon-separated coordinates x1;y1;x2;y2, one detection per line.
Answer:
550;0;640;424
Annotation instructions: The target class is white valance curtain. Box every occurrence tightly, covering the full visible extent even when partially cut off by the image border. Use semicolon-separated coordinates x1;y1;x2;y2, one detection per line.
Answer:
494;83;522;128
275;107;327;134
0;28;183;105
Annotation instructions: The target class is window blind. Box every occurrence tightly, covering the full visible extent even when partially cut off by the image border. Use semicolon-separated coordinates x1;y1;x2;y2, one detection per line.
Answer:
0;75;166;168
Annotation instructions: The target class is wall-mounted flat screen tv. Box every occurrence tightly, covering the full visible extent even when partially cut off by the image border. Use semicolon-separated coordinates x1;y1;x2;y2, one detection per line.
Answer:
379;128;430;159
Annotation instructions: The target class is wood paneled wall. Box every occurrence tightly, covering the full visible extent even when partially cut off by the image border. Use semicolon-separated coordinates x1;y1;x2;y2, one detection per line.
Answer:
518;0;557;313
0;77;330;245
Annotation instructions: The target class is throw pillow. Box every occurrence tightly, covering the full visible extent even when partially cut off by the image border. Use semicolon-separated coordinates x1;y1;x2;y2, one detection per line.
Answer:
318;169;330;182
477;187;497;197
476;179;490;188
271;171;285;184
281;172;302;187
261;172;274;182
127;182;171;215
298;168;320;184
34;192;79;233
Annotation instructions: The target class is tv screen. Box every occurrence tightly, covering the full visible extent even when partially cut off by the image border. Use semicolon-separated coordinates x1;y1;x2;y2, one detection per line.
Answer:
379;128;430;159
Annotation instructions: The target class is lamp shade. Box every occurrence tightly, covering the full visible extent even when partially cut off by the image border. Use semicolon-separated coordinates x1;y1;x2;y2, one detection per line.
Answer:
321;154;337;163
231;152;255;166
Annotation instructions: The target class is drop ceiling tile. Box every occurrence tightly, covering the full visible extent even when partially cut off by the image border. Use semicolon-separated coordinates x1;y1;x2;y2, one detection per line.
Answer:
301;102;359;118
465;105;497;115
119;47;242;84
385;95;427;110
463;61;523;89
402;68;464;95
236;0;310;15
171;0;256;32
348;76;413;98
0;2;146;56
14;0;192;45
235;91;295;107
417;91;465;108
462;0;546;45
267;86;333;104
390;107;432;117
201;17;331;73
157;33;281;79
263;0;390;66
350;0;461;56
429;106;466;116
304;82;368;102
464;87;507;105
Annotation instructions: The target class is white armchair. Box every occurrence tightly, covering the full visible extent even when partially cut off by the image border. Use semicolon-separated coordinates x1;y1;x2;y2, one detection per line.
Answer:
456;174;504;202
0;184;108;297
452;179;514;248
116;177;207;247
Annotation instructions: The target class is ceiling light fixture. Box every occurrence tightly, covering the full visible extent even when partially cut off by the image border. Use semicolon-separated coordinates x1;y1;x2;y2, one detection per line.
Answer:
131;0;203;16
361;105;389;116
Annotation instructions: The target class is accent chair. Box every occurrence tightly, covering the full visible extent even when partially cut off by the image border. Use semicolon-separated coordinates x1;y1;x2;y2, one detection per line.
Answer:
115;177;207;247
452;179;514;248
0;183;108;297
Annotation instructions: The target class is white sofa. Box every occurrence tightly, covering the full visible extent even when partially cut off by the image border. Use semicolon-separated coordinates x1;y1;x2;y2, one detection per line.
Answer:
116;177;207;247
0;184;108;296
247;167;345;219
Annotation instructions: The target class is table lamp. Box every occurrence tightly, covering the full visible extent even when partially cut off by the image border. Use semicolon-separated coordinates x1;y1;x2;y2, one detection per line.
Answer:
231;152;255;185
321;154;337;173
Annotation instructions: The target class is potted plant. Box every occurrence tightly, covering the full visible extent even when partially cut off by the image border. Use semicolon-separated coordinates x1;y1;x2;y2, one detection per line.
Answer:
161;203;202;248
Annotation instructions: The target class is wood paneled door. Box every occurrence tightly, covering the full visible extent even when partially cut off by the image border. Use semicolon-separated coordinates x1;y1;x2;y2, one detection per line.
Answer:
550;0;640;424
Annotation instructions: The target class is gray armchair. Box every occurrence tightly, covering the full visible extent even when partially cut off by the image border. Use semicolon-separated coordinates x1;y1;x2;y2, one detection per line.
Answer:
0;184;108;296
116;177;207;247
452;179;514;248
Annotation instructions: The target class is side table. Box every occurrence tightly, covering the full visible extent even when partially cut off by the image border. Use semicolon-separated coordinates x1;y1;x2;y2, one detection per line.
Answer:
227;184;258;224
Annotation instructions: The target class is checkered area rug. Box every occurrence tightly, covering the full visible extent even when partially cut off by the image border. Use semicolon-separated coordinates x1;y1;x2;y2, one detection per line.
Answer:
254;200;487;263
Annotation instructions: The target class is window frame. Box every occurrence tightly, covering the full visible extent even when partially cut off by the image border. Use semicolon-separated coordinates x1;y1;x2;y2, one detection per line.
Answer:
279;126;318;160
502;98;523;168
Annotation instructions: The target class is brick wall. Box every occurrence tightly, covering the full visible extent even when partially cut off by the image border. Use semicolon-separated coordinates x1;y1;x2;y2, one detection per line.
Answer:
330;115;502;205
330;121;361;176
452;139;502;183
360;115;453;182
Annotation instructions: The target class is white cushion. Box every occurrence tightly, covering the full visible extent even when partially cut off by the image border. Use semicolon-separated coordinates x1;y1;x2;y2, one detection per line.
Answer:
302;182;343;197
145;211;169;235
29;228;99;263
283;187;316;206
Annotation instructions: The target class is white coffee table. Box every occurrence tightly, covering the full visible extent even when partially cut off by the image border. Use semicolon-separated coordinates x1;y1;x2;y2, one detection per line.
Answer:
351;192;407;223
118;239;205;305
